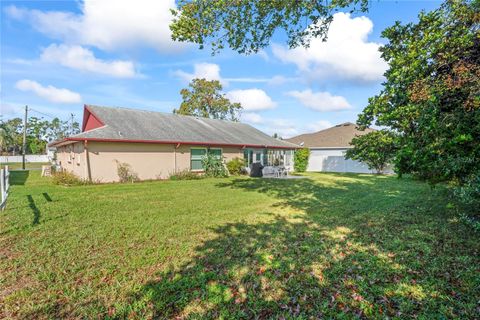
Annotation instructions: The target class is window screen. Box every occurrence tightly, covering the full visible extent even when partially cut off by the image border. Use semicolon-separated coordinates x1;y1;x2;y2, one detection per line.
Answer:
191;148;206;170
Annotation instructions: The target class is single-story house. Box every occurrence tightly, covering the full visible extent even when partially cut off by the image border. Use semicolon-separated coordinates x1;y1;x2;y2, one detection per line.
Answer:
286;122;392;173
50;105;298;182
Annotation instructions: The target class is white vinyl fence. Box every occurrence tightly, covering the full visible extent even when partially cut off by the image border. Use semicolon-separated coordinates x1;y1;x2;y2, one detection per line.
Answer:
307;148;394;174
0;155;50;163
1;166;10;211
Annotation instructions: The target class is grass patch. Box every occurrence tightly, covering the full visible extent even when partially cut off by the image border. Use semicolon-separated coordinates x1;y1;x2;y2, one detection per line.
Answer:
1;172;478;319
0;162;50;170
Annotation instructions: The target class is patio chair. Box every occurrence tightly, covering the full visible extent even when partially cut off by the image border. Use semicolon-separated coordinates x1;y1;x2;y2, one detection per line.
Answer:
262;166;282;178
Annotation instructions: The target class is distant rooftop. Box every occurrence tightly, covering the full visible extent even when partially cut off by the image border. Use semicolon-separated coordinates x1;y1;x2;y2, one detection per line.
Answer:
285;122;375;148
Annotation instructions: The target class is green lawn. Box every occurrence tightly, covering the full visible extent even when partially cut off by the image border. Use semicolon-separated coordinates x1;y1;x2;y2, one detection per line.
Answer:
1;171;478;319
0;162;50;170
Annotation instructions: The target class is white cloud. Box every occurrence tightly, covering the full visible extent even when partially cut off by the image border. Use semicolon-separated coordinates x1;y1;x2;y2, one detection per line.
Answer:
15;80;82;104
287;89;351;112
306;120;333;132
265;119;334;138
264;119;300;138
5;0;183;53
267;75;289;86
272;12;387;82
225;77;270;83
0;102;18;116
240;114;299;138
241;112;264;124
174;63;297;86
41;44;137;78
256;50;269;62
226;89;276;111
174;63;225;85
240;113;333;139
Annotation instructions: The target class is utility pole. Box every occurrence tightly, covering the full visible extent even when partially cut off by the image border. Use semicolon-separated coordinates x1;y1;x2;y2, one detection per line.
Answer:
22;105;28;170
70;113;74;136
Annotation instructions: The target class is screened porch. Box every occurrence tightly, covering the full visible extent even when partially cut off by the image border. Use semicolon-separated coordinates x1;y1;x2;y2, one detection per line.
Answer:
243;148;294;171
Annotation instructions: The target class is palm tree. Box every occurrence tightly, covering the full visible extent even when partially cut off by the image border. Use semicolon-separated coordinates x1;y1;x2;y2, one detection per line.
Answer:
0;123;13;154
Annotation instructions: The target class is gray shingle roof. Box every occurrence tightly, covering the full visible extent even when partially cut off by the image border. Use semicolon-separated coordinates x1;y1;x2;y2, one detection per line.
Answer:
65;105;298;148
285;122;375;148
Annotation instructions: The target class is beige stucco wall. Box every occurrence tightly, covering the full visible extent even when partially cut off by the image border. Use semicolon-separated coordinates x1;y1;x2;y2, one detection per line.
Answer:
56;141;245;182
56;143;86;178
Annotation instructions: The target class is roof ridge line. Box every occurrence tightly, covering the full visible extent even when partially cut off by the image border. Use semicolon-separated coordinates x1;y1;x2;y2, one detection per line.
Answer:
86;104;247;125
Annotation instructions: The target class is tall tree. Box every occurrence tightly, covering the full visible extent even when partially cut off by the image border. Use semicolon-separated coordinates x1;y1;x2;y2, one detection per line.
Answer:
170;0;369;54
0;118;23;155
356;1;479;204
0;123;13;154
48;117;80;141
174;78;242;121
0;116;80;155
27;117;50;154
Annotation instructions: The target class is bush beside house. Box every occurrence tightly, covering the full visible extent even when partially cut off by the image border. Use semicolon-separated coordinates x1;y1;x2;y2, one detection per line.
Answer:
294;148;310;172
226;157;245;176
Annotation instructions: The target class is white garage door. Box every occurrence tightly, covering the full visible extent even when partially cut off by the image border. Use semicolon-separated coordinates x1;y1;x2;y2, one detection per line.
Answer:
307;148;376;173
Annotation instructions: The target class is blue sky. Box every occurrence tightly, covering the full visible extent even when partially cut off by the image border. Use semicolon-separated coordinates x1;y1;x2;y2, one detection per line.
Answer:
1;0;442;138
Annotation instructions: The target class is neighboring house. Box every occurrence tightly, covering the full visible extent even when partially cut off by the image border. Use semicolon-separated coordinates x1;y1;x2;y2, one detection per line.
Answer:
286;122;391;173
50;105;298;182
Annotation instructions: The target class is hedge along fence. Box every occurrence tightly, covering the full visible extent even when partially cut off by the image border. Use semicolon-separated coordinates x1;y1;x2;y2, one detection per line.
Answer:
294;148;310;172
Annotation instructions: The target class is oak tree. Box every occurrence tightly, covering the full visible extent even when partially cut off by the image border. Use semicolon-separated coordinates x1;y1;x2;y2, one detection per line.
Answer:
356;0;479;207
174;78;242;121
170;0;369;54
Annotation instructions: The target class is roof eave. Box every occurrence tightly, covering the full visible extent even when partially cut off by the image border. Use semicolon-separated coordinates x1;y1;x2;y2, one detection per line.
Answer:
55;137;300;149
48;138;78;147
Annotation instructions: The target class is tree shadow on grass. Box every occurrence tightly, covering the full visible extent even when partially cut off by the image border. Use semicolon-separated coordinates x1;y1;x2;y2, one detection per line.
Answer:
121;216;409;319
27;195;40;226
117;175;477;319
9;170;29;185
42;192;52;202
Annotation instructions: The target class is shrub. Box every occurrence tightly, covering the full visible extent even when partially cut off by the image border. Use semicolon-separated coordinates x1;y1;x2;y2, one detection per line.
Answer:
169;169;203;180
116;161;139;183
345;130;398;174
202;153;228;178
294;148;310;172
52;171;86;186
454;175;480;208
226;157;246;176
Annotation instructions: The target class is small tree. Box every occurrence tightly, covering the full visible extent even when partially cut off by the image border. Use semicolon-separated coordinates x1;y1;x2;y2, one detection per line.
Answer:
294;148;310;172
174;78;242;121
346;130;397;174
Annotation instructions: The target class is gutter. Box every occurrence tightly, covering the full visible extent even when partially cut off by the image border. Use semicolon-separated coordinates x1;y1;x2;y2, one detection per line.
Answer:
49;137;300;149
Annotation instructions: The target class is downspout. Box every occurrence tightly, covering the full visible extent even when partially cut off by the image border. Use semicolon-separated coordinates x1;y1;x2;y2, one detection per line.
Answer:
174;143;181;173
173;144;176;174
84;140;92;182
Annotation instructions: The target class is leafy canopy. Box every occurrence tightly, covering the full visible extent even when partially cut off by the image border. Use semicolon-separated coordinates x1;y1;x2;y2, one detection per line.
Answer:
0;116;80;155
345;130;397;174
174;78;242;121
356;0;479;211
170;0;369;54
357;0;479;184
